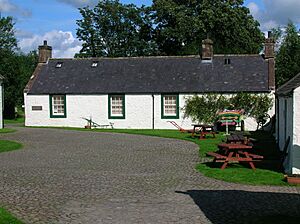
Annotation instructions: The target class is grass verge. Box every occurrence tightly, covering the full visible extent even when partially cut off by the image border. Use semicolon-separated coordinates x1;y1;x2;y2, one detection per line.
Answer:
0;128;16;134
0;208;23;224
4;117;25;124
197;163;288;186
0;140;22;153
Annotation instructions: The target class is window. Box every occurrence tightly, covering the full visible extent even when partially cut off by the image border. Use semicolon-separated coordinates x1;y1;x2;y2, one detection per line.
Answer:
91;61;98;67
224;58;231;65
161;94;179;119
50;95;66;118
56;62;63;68
108;94;125;119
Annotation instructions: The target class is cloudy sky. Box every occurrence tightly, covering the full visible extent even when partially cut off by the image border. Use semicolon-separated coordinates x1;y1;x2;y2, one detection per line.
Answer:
1;0;299;58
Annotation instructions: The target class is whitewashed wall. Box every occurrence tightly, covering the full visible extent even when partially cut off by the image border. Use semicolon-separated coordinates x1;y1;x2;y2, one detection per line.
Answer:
292;87;300;174
0;82;3;129
293;87;300;146
25;93;274;131
25;94;153;129
277;88;300;175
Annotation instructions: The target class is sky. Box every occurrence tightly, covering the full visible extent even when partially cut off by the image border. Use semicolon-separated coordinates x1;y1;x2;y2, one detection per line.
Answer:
1;0;300;58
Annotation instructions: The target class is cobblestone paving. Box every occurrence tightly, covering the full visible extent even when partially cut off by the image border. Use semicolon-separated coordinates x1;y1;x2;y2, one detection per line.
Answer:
0;127;300;224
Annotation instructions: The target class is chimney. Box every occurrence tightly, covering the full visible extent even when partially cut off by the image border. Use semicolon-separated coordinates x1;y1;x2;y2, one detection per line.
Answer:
265;32;275;90
38;40;52;63
264;31;275;59
201;38;213;61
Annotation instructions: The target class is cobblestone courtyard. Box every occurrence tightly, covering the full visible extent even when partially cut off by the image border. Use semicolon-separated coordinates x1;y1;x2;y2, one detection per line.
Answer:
0;127;300;223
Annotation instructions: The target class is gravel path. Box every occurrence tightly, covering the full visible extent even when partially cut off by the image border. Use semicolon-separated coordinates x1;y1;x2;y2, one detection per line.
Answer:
0;126;299;224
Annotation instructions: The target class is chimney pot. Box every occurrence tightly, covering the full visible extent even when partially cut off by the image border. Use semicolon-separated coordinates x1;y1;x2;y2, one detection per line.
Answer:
38;40;52;63
268;31;272;38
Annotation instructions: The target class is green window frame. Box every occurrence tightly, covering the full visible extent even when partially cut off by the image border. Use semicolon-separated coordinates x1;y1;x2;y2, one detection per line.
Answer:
108;94;125;119
161;94;179;119
49;95;67;118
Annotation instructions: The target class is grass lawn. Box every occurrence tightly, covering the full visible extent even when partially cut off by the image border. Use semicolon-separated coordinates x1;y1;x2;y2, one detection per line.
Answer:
197;163;287;186
0;208;23;224
0;128;16;134
4;117;25;124
0;140;22;153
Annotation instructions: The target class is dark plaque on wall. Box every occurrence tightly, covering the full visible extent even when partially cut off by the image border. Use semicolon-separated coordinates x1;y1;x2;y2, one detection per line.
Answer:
32;106;43;111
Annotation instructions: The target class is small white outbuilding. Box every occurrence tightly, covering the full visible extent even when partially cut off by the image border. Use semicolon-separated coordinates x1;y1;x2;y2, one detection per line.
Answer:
276;72;300;174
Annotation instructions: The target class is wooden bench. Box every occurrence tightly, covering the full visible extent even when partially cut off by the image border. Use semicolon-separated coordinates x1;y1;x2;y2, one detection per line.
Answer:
226;134;244;143
206;152;227;162
200;131;216;139
238;151;264;159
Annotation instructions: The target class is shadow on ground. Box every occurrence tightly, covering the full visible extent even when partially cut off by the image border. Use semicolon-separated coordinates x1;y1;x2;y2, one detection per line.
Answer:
176;190;300;224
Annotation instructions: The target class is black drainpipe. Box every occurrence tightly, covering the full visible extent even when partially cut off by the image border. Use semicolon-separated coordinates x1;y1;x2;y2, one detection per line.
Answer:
152;94;155;129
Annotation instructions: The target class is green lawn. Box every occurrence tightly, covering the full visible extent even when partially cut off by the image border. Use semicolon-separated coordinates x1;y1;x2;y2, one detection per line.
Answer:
197;163;287;186
0;208;23;224
0;140;22;153
4;117;25;124
0;128;16;134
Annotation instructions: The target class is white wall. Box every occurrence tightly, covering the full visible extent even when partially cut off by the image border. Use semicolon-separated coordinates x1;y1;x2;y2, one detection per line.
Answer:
277;89;300;175
293;87;300;146
292;87;300;174
25;94;153;129
25;93;274;131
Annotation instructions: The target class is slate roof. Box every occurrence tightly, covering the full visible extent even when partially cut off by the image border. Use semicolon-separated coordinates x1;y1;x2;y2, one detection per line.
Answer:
27;55;270;95
277;72;300;96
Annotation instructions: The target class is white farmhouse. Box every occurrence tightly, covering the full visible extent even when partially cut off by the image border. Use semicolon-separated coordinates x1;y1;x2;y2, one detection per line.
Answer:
0;75;3;129
276;73;300;174
24;37;275;130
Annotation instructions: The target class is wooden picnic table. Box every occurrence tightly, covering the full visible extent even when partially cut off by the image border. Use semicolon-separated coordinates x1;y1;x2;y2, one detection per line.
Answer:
226;134;247;144
192;124;215;139
206;143;263;170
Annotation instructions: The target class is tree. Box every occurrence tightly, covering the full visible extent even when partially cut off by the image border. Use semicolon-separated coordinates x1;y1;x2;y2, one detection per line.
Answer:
0;16;17;51
183;94;230;124
76;0;265;57
0;16;38;118
152;0;264;55
183;93;273;129
76;0;157;57
275;22;300;86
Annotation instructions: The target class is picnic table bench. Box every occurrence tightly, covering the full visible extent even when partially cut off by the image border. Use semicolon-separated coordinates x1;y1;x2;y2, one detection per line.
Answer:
192;124;216;139
225;133;255;146
226;134;245;143
206;143;264;170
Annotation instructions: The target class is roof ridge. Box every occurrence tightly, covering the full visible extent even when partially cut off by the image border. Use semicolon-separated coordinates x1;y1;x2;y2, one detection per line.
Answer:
50;54;261;60
277;72;300;93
